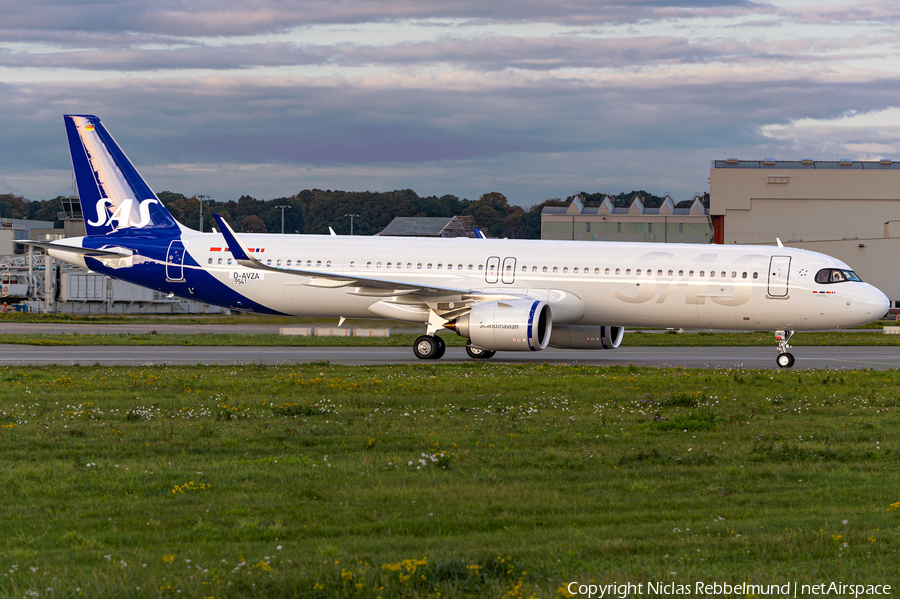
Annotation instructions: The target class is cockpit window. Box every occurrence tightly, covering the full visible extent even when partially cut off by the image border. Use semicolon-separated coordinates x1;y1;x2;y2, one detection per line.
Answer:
815;268;862;284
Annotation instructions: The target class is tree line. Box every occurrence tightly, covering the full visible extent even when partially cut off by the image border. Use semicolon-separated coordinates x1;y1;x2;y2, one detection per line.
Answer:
0;189;708;239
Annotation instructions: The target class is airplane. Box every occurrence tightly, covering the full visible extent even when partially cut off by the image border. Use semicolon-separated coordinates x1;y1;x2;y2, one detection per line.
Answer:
20;115;890;368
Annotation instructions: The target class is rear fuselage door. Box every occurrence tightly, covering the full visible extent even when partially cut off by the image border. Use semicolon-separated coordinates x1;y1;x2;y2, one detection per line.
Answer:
485;256;500;284
166;240;185;281
501;257;516;284
767;256;791;297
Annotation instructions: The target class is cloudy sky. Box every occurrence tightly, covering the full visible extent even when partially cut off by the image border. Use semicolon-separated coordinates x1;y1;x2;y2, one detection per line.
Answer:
1;0;899;207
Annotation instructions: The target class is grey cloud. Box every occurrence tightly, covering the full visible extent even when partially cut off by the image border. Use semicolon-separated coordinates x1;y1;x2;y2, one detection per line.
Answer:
3;69;898;169
1;0;764;40
3;34;883;73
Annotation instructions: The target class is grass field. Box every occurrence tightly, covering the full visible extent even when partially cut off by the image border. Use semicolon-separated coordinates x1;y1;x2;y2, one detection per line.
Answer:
1;363;898;598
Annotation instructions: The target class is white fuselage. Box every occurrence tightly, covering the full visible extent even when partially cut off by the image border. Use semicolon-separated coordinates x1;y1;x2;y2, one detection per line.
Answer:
82;232;885;331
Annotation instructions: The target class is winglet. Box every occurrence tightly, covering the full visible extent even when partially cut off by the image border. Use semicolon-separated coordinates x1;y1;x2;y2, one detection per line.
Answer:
212;214;253;263
776;237;784;248
329;227;337;236
473;227;485;239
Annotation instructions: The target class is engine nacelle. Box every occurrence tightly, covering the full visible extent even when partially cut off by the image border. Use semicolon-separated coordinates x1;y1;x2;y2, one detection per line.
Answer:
548;325;624;350
448;299;552;351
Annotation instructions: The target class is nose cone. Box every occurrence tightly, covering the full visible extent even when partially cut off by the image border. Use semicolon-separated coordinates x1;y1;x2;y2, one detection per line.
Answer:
866;284;890;320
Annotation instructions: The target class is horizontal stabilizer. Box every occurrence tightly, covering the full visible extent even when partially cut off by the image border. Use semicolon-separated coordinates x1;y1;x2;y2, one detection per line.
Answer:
15;240;133;258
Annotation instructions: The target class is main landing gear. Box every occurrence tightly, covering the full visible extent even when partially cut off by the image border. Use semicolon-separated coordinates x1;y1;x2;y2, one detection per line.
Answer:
775;330;795;368
413;334;446;360
465;340;496;360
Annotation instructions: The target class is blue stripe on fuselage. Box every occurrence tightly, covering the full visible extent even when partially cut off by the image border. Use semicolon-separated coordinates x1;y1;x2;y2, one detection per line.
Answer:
81;234;286;315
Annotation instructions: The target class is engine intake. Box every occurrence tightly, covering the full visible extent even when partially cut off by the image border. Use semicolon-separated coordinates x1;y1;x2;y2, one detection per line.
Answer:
548;325;624;350
447;299;551;351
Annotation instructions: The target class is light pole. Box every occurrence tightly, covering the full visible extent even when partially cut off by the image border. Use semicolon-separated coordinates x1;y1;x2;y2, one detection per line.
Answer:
345;213;360;235
275;205;291;234
197;195;212;233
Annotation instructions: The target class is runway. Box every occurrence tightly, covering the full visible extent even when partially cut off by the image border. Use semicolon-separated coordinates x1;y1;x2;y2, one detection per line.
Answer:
1;344;898;369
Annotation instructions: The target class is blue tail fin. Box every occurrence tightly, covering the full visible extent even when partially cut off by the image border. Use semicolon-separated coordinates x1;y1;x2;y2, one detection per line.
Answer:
64;115;180;236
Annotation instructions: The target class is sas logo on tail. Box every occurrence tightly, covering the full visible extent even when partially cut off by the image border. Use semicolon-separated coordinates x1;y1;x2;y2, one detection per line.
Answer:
88;198;160;229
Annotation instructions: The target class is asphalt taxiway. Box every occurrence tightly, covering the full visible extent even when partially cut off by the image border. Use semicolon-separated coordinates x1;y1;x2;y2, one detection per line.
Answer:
1;344;898;369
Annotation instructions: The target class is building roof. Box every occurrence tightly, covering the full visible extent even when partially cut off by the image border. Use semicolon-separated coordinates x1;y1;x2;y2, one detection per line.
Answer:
542;195;707;217
711;159;900;170
378;216;475;237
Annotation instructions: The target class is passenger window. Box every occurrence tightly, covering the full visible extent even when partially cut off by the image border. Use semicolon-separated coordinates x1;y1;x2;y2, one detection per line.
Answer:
604;268;610;275
731;271;736;278
521;266;527;272
317;260;322;267
563;267;569;273
349;261;355;267
532;266;537;272
753;272;758;279
227;258;233;265
458;264;463;270
710;271;715;278
678;270;683;276
700;271;705;277
326;261;331;268
207;258;213;264
689;270;694;277
478;265;483;271
742;272;747;278
366;262;371;268
306;260;312;267
407;263;412;269
657;269;662;276
437;264;442;270
217;258;223;265
625;269;631;275
668;270;673;276
428;263;433;269
468;265;473;270
387;262;392;268
573;267;579;274
552;267;558;273
417;263;422;269
615;268;620;275
266;259;272;266
287;260;292;266
277;259;282;266
636;269;641;275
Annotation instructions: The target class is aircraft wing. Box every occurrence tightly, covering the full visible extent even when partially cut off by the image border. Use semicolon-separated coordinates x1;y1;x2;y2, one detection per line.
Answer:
212;214;477;297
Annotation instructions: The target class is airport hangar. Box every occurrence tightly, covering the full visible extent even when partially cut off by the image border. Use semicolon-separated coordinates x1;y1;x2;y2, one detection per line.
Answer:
541;159;900;311
710;159;900;310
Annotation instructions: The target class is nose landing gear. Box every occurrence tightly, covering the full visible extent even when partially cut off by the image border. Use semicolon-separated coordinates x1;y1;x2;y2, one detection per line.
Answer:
775;330;795;368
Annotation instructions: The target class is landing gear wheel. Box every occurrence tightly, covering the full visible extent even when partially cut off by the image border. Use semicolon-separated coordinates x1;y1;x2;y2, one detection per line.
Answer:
776;352;795;368
413;335;438;360
774;329;796;369
433;335;446;359
465;341;496;360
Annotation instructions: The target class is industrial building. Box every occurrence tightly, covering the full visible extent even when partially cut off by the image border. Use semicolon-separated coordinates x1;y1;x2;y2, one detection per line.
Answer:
710;158;900;307
541;194;712;243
